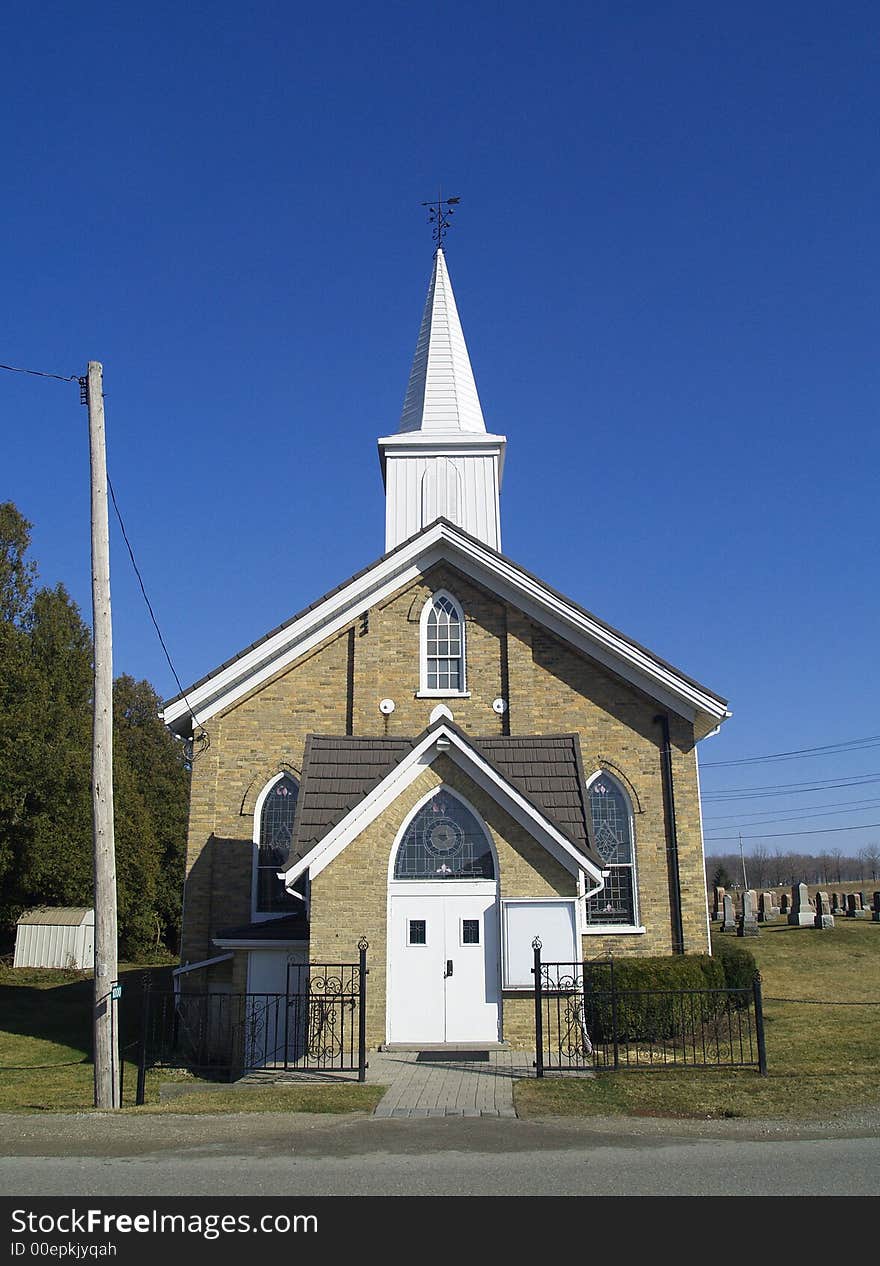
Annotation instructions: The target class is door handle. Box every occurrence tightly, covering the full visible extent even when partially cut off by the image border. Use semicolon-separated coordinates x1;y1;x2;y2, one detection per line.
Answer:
444;959;453;979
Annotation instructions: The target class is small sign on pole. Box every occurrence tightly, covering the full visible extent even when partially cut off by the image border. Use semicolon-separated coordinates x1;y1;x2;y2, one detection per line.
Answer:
111;982;122;1001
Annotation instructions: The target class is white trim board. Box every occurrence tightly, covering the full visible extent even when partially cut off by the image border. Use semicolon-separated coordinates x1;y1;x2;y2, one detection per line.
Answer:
161;522;729;739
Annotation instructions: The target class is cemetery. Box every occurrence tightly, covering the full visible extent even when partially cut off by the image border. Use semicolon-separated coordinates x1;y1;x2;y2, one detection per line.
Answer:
516;905;879;1120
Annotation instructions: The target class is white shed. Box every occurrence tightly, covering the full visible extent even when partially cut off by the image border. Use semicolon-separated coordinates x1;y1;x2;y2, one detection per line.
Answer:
13;908;95;970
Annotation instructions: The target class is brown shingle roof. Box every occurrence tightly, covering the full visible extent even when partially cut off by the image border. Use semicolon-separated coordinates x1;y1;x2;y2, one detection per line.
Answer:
289;727;601;870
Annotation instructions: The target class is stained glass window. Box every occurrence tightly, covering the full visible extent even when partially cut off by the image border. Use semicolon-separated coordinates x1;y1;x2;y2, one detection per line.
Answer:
256;775;300;913
393;791;495;880
584;774;636;926
423;593;464;692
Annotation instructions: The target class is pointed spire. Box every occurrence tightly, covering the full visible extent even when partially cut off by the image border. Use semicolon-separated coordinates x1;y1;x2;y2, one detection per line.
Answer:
398;248;486;434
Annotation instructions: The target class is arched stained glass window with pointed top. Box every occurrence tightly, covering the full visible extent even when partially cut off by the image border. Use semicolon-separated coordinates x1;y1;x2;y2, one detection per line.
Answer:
256;774;300;913
394;790;495;880
585;773;637;926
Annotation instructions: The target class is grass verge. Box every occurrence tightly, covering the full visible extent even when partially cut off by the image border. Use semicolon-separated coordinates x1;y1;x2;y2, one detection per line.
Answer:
515;919;880;1120
0;963;382;1114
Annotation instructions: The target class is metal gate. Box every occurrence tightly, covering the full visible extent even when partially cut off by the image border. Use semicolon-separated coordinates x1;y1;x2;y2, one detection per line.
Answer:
244;953;367;1073
136;940;369;1101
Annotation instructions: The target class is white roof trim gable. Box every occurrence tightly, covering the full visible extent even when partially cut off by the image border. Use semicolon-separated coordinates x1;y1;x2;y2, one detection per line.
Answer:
280;724;602;890
162;521;728;736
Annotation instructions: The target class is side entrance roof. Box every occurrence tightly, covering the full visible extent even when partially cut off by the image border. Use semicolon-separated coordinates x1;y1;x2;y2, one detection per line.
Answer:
280;718;606;892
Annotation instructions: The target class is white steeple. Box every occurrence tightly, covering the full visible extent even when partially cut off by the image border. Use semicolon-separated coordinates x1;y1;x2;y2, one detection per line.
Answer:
379;248;506;552
398;248;487;434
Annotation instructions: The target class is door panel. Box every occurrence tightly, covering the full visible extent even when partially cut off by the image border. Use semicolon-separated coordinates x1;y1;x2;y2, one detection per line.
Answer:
388;892;499;1043
388;897;446;1042
443;894;500;1042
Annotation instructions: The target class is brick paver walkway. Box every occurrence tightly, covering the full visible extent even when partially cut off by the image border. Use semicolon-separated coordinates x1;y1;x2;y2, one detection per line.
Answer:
367;1049;533;1118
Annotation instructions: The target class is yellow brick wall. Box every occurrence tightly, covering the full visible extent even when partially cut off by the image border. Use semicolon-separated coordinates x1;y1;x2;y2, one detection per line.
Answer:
309;755;577;1048
179;560;711;1000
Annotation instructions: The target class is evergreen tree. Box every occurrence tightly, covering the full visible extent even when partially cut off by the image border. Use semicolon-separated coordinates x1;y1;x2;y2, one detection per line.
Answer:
711;863;734;889
113;675;189;952
0;502;189;958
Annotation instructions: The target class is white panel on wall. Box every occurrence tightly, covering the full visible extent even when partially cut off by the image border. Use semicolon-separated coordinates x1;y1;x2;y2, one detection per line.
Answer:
501;898;578;990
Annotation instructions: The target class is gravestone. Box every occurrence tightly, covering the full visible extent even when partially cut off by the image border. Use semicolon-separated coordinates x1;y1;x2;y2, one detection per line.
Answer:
713;886;725;921
758;892;775;923
845;894;866;919
814;890;834;930
720;892;737;933
780;893;790;914
872;892;880;923
737;889;759;937
788;882;814;927
831;893;842;914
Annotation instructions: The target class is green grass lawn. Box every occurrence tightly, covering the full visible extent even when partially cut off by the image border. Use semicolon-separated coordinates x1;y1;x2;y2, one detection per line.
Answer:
0;963;382;1114
3;922;878;1119
514;919;880;1120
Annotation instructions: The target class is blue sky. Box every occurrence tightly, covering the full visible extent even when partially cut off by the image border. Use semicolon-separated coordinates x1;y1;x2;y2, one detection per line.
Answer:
2;2;878;857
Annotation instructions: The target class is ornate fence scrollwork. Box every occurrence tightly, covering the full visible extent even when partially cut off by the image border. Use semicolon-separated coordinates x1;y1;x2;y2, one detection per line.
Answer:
136;946;369;1099
532;948;764;1075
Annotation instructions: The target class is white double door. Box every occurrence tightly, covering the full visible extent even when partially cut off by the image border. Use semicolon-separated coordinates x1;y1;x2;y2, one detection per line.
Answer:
388;887;500;1044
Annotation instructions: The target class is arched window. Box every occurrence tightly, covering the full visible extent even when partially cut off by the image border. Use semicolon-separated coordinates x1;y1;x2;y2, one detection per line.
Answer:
420;591;467;695
255;774;300;914
393;789;495;880
585;772;637;927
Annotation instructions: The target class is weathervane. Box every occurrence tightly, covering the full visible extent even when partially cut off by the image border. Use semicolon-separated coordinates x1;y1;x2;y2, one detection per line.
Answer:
421;190;460;249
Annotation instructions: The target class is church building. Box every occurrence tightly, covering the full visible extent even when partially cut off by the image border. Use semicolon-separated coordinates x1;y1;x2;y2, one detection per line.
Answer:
162;244;730;1052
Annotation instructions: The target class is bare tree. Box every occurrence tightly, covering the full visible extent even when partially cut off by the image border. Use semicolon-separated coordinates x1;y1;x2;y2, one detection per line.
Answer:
750;845;769;889
858;844;880;883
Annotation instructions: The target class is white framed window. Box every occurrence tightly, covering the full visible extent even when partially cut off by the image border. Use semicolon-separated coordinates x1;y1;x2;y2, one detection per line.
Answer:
501;898;578;990
460;917;481;946
253;773;300;917
417;590;469;697
584;771;639;929
407;919;428;946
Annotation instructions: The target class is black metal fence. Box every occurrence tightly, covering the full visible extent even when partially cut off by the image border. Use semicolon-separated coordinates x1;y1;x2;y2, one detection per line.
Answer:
135;943;368;1102
531;940;767;1077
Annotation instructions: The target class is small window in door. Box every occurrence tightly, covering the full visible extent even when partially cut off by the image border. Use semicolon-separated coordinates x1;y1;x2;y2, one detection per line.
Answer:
408;919;427;945
461;918;480;945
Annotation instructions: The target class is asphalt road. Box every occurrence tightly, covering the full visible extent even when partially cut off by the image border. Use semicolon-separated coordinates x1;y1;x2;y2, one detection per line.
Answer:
1;1111;878;1196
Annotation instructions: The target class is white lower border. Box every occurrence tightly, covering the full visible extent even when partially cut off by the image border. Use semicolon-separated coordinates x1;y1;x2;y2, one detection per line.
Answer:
582;925;646;936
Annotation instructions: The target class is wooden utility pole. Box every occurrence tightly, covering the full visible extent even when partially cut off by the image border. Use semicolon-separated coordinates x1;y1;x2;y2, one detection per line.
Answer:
87;361;120;1109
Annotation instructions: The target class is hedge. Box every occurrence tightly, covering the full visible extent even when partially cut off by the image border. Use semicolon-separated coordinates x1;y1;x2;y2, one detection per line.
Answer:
579;950;757;1043
710;937;759;992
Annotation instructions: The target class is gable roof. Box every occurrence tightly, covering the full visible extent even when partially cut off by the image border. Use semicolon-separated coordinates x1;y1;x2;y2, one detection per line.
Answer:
280;719;605;890
161;519;730;741
289;730;599;872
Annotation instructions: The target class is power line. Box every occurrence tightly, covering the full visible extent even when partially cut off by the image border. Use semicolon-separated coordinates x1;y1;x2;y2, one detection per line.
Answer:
704;820;880;840
701;733;880;769
702;773;880;802
106;473;208;755
0;360;79;384
704;801;880;832
704;796;880;824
